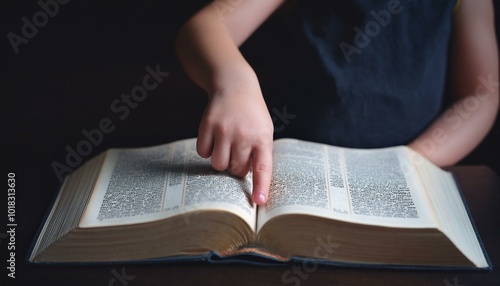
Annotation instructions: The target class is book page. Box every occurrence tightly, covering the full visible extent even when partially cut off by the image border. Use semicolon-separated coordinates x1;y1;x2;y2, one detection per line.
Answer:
413;155;489;268
80;139;256;229
257;139;436;231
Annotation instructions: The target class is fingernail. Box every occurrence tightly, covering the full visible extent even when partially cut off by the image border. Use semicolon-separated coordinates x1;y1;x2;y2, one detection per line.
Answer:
255;193;266;205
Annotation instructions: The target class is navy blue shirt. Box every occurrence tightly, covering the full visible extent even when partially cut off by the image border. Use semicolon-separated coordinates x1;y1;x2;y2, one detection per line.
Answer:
271;0;457;148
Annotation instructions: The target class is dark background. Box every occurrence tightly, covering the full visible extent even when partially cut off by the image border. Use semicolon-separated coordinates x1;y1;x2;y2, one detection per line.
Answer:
1;1;499;285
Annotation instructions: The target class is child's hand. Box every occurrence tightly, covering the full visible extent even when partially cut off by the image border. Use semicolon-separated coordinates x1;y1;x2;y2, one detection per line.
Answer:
174;0;284;205
197;80;274;205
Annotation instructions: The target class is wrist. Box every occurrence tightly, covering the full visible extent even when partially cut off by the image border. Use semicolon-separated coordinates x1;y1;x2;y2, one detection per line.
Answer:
208;63;260;98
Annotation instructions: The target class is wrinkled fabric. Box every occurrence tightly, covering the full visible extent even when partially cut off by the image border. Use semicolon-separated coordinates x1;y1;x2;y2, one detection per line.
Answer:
272;0;457;148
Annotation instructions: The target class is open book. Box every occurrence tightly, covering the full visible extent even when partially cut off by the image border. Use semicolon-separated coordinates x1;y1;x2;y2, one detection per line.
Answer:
28;138;490;269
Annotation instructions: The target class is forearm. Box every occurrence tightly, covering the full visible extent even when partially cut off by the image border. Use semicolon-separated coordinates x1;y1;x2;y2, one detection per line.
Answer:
409;0;498;166
174;0;284;95
175;5;255;95
409;83;498;166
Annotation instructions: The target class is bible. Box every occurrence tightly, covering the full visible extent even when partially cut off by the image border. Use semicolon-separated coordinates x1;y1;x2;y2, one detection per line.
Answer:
28;138;490;269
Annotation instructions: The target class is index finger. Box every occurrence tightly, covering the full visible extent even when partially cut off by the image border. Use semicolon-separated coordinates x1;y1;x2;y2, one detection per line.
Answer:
251;145;273;205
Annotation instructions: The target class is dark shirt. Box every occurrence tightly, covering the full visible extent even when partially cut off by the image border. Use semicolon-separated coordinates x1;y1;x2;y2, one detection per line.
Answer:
270;0;457;148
